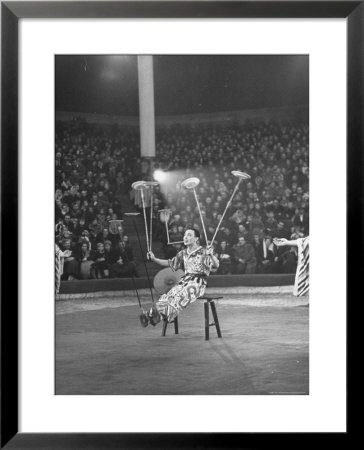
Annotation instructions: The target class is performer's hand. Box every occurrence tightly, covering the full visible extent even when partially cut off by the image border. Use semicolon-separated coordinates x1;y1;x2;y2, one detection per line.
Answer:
273;238;288;247
147;251;155;262
206;246;214;256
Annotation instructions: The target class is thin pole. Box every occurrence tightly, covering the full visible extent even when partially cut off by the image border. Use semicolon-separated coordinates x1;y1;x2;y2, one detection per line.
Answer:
121;242;142;309
132;218;155;304
193;188;209;245
164;214;170;244
134;278;142;309
149;188;153;252
159;209;171;244
140;188;150;252
211;178;243;245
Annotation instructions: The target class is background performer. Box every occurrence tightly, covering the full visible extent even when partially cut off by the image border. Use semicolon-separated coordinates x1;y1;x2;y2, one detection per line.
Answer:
273;236;309;296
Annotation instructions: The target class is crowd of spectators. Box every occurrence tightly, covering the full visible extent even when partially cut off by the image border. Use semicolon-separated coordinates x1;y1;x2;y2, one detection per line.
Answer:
55;117;309;279
55;120;142;280
153;120;309;275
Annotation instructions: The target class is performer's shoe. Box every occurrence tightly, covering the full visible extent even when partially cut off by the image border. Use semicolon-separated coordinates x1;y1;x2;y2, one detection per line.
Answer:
147;306;161;326
139;310;149;328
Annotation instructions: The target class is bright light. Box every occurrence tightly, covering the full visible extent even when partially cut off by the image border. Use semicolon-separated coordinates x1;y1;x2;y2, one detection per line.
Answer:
153;170;167;183
100;56;132;81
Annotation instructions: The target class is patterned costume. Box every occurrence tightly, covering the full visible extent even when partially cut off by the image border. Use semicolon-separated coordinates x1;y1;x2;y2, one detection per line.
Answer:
156;246;218;322
293;236;309;296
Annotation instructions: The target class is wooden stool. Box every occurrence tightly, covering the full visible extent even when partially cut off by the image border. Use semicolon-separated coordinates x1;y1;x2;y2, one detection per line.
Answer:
162;317;178;336
161;296;222;340
200;296;223;341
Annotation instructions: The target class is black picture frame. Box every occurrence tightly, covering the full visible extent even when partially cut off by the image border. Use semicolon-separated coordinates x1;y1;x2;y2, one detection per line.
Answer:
1;1;360;448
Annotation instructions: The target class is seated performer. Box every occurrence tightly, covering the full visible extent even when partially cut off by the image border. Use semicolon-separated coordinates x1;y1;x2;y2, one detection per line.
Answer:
273;236;309;296
141;228;219;327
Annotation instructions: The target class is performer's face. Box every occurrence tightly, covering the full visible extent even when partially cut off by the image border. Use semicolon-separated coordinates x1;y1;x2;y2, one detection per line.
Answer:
183;229;197;246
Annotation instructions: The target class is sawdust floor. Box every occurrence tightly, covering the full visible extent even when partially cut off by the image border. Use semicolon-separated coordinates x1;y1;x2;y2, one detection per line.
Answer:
56;298;308;395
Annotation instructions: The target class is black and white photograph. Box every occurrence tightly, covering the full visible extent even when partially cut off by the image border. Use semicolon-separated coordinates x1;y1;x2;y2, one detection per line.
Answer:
2;0;356;444
55;55;309;395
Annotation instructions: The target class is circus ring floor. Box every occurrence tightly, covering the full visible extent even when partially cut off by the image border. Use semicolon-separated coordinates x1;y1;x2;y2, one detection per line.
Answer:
56;286;309;395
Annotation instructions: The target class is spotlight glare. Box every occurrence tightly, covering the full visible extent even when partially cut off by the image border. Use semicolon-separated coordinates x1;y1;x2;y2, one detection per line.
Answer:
153;170;166;183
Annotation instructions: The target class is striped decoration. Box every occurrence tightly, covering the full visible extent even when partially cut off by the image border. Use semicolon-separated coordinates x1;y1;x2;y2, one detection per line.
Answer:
293;237;309;297
55;244;64;295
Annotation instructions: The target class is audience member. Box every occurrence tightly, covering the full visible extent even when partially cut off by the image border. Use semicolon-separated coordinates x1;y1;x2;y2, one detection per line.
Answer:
216;240;234;274
60;238;79;280
110;241;139;278
233;236;257;274
273;246;298;273
77;241;94;280
91;242;109;279
253;235;276;274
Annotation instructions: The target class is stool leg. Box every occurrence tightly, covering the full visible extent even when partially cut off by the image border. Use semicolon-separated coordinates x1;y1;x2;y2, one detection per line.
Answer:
210;301;222;338
204;301;209;341
174;317;179;334
162;320;168;337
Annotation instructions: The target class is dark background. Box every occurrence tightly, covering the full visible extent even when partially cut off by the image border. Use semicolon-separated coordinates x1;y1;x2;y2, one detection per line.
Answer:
56;55;309;116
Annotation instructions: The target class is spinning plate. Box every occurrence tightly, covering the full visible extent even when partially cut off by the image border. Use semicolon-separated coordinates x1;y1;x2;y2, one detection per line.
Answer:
144;181;159;188
181;177;200;190
124;212;141;217
153;268;185;295
132;181;147;191
231;170;251;180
